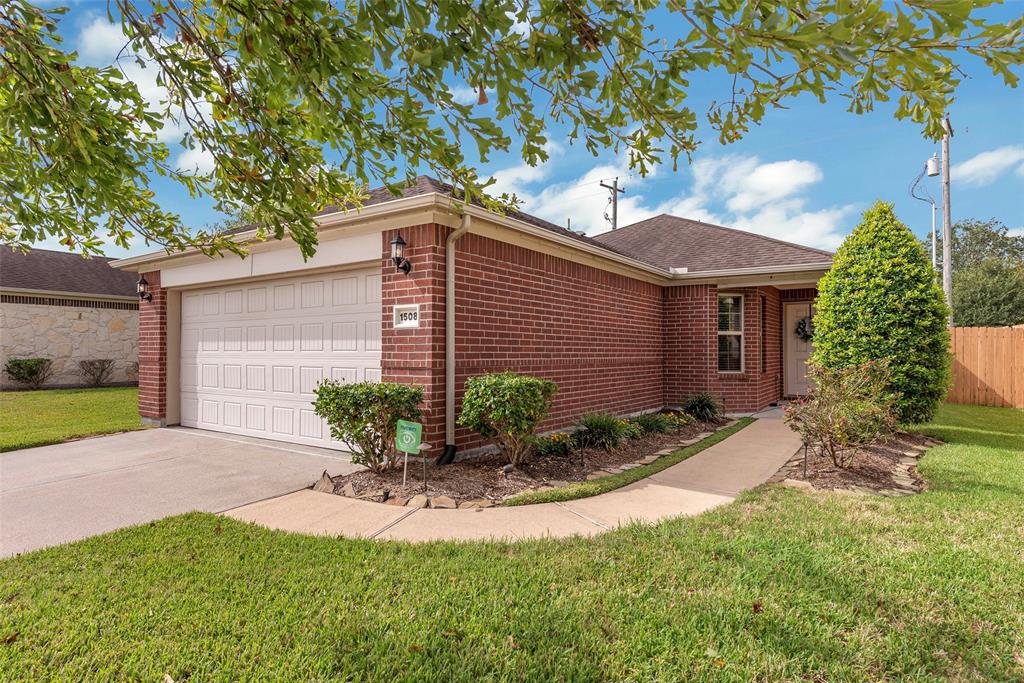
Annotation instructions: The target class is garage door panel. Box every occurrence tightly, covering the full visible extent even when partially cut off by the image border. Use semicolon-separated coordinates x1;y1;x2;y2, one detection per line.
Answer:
179;267;381;449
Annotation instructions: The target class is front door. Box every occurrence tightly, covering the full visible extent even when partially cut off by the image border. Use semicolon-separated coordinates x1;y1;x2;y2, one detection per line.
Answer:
784;302;815;396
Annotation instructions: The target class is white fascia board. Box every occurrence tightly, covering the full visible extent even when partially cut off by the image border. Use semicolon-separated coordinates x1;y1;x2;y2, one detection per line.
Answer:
110;193;439;272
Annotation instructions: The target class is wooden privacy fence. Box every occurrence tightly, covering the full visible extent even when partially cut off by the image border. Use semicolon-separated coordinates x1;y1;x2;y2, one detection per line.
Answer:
947;326;1024;408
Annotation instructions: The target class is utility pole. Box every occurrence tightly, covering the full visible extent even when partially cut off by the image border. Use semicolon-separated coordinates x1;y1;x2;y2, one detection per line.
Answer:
941;115;953;325
600;177;625;230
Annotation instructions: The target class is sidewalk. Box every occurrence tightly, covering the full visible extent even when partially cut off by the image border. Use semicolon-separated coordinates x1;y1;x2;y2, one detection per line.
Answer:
223;417;801;542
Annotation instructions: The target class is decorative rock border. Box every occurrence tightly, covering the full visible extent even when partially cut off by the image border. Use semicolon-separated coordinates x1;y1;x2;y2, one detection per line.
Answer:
768;436;943;497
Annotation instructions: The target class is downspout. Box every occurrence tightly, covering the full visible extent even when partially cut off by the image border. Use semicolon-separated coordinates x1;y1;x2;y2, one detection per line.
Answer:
438;213;471;465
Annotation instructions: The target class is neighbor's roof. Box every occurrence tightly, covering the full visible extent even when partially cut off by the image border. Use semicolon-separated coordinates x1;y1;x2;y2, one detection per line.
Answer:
592;214;833;273
0;247;139;298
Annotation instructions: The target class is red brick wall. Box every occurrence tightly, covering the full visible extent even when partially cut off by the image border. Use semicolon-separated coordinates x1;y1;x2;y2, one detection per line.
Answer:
137;270;167;424
450;232;665;451
664;284;784;412
380;224;448;456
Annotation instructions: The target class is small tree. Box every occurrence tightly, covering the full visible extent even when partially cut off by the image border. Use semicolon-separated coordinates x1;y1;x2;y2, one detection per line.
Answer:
813;201;950;424
312;381;423;473
784;361;897;469
4;358;53;389
458;372;558;467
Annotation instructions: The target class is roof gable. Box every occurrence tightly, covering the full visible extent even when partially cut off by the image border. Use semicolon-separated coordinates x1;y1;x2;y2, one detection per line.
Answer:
591;214;833;273
0;248;138;297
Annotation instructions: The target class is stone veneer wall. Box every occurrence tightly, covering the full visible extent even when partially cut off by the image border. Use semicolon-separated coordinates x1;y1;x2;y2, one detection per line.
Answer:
0;300;139;389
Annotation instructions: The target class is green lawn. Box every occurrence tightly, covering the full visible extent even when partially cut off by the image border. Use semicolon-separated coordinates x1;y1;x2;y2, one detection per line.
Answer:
1;404;1022;680
0;387;143;451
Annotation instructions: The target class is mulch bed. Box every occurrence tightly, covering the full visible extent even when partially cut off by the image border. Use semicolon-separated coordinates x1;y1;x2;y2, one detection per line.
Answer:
316;418;724;507
770;432;942;496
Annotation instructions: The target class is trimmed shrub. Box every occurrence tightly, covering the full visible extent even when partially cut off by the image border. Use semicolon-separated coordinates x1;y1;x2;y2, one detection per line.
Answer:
682;392;721;422
458;372;558;466
312;381;423;473
533;431;573;458
632;412;676;435
784;361;897;468
813;201;950;423
79;359;115;387
575;412;626;451
4;358;53;389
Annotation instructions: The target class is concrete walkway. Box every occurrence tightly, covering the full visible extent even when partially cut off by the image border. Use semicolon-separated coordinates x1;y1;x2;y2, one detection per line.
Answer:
224;416;801;542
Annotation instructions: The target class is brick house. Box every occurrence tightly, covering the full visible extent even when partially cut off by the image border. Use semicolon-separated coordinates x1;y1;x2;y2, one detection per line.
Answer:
112;177;829;459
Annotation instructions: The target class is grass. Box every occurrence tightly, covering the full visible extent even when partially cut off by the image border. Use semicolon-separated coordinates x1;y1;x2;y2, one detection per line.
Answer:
0;387;143;451
505;418;754;506
1;403;1022;680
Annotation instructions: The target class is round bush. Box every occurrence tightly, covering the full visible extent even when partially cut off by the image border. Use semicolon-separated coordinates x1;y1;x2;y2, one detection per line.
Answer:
458;372;558;466
812;201;950;423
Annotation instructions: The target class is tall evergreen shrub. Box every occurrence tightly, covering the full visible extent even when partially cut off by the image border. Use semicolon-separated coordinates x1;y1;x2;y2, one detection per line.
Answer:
812;202;950;423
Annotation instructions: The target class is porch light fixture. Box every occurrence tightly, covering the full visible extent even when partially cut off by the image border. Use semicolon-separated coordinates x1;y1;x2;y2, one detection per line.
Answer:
136;275;152;302
390;234;411;274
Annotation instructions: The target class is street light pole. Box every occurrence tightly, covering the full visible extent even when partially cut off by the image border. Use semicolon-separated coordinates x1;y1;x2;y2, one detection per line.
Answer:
941;116;954;324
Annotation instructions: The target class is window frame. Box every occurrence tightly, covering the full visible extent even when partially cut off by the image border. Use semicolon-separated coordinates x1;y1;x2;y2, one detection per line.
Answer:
717;293;744;374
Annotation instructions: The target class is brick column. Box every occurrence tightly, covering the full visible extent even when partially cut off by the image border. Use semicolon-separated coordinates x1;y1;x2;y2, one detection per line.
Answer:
380;224;448;457
137;270;168;426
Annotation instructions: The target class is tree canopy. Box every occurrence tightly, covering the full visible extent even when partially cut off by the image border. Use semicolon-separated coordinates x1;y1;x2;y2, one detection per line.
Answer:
2;0;1022;258
932;218;1024;327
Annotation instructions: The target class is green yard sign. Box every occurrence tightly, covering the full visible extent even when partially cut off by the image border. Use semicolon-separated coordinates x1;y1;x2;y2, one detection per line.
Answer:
395;420;422;455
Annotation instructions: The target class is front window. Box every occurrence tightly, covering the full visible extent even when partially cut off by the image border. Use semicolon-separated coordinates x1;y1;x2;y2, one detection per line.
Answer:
718;294;743;372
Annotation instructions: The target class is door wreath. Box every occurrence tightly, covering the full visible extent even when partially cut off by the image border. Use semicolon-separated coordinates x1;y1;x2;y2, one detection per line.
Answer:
795;315;814;342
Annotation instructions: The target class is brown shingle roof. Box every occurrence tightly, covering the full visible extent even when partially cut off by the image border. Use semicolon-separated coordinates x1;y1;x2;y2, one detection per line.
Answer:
0;247;138;297
591;214;833;273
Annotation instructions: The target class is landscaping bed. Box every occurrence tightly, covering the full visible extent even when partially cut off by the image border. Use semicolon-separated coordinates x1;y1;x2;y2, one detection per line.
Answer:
315;417;729;508
769;431;941;496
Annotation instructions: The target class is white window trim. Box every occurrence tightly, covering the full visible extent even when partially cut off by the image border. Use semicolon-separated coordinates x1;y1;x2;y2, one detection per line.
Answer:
717;293;744;374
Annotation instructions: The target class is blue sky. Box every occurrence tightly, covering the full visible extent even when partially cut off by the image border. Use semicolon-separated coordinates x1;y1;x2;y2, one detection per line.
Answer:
53;2;1024;257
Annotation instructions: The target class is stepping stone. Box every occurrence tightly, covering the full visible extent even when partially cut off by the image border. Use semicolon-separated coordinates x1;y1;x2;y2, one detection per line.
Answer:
406;494;429;508
899;457;917;466
696;432;713;439
430;495;457;509
386;496;409;506
341;482;356;498
781;478;813;490
638;455;659;465
312;471;335;494
458;499;495;509
654;448;676;456
586;471;613;481
357;489;385;501
620;463;641;470
547;480;571;488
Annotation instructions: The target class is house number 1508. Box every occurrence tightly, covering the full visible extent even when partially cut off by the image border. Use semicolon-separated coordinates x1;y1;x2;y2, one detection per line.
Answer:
393;305;420;328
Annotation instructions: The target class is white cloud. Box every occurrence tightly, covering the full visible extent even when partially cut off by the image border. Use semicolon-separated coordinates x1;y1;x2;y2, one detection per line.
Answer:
77;17;129;64
951;145;1024;186
77;19;204;144
484;150;851;249
721;159;823;213
175;146;215;174
449;84;494;106
1008;227;1024;238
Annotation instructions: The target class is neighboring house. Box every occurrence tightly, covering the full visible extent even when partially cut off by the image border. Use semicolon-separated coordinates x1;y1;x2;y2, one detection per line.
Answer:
1;248;140;389
112;176;831;458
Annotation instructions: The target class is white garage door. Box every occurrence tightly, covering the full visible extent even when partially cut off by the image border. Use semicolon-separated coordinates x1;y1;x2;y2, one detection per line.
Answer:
179;267;382;449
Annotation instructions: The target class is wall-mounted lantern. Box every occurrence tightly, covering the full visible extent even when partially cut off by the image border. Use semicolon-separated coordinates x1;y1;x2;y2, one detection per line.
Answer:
390;234;412;274
136;275;153;302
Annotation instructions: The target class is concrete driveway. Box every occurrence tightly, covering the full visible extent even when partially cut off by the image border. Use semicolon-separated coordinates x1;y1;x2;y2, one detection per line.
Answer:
0;427;359;557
